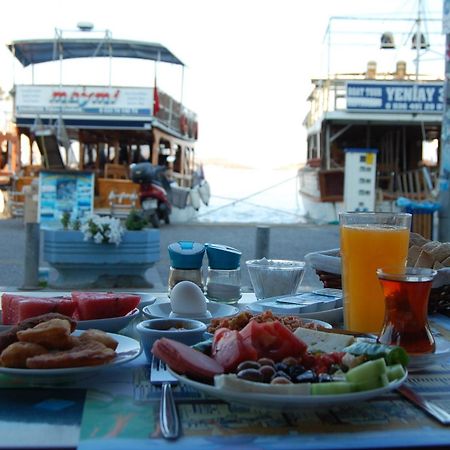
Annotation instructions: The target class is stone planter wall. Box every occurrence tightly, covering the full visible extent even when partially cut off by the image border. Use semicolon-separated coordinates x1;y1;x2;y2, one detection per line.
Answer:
43;229;160;288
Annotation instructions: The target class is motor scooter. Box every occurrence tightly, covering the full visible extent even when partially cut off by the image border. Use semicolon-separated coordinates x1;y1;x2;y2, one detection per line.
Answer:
130;162;172;228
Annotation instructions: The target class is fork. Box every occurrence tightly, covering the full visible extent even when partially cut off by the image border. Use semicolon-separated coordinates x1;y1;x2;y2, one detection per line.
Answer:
150;357;180;439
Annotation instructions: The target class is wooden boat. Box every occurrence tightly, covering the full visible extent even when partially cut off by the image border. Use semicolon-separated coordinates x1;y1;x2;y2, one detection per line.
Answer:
299;6;443;224
1;25;209;222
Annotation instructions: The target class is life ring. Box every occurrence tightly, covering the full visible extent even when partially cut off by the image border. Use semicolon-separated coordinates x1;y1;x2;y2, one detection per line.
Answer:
180;115;188;134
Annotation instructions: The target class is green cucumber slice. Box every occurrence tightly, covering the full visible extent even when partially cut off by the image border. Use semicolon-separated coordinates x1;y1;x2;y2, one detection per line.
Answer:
345;358;387;383
311;381;356;395
355;374;389;392
386;364;406;381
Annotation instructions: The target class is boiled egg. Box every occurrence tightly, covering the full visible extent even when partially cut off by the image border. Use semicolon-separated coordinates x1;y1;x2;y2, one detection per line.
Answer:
169;281;211;319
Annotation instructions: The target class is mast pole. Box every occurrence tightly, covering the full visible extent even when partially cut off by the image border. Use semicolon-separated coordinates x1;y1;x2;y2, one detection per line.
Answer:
415;0;421;80
439;0;450;241
180;65;185;106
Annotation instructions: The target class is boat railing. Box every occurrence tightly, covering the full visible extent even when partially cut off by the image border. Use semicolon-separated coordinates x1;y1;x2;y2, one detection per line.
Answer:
155;90;198;140
305;75;443;129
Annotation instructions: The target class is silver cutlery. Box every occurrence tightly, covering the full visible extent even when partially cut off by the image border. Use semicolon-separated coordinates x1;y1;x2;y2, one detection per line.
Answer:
150;357;180;439
397;384;450;425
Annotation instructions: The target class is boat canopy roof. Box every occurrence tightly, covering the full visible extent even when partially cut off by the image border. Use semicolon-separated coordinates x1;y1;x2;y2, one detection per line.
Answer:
7;38;184;67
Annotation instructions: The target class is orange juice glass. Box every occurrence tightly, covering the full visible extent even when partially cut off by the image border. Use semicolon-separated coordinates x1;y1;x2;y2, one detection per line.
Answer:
339;212;411;333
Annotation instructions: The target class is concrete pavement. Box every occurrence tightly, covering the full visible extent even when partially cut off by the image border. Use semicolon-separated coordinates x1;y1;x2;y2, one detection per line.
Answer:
0;218;340;292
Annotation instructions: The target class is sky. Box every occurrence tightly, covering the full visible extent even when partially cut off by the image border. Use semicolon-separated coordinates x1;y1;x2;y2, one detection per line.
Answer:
0;0;445;169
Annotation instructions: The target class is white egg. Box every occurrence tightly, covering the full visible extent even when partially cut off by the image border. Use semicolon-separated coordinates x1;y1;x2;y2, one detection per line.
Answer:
170;281;211;318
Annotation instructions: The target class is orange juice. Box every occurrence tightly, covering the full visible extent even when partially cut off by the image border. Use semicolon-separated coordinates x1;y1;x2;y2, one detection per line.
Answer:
340;224;409;333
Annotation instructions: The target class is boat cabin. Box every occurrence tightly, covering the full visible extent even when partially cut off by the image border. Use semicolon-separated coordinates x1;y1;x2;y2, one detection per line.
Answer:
2;30;202;216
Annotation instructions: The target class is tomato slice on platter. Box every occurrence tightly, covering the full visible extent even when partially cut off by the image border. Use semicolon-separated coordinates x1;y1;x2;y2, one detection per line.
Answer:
212;329;258;372
239;320;307;362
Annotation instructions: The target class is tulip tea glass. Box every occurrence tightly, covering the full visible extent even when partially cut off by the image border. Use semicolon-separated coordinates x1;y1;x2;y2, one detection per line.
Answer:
376;267;436;354
339;212;411;334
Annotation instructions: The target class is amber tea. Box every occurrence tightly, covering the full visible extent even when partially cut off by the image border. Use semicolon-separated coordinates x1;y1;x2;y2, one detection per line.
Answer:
376;267;437;354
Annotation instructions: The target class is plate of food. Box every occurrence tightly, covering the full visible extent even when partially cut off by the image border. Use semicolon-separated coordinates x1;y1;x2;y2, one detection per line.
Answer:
152;322;408;410
0;314;141;379
170;369;407;409
0;291;144;333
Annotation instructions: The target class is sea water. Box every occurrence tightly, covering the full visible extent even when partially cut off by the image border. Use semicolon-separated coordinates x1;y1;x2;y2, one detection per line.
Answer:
195;165;307;224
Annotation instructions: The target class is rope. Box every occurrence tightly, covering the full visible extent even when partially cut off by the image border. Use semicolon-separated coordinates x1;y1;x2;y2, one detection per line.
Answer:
196;175;301;218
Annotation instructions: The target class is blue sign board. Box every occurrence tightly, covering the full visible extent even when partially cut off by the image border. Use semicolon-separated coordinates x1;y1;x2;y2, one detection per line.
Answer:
38;170;95;229
346;81;444;113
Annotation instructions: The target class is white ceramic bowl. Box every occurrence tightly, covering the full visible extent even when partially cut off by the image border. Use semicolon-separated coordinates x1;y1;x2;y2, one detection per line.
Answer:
136;318;207;362
246;259;306;299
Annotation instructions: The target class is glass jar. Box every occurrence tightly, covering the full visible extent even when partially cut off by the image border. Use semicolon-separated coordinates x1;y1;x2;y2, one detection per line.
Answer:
205;268;241;304
168;267;203;295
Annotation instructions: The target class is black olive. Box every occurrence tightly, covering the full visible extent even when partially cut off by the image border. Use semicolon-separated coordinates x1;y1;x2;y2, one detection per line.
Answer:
295;369;317;383
271;376;292;385
288;364;306;379
318;373;333;383
272;370;291;382
236;360;260;372
237;368;263;382
259;365;276;382
282;356;298;366
258;357;275;367
275;362;288;372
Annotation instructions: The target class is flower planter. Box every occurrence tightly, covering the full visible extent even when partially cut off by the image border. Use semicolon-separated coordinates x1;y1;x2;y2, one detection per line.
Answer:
43;229;160;289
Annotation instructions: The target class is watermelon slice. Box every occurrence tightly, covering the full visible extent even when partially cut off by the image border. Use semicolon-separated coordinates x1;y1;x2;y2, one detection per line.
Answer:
1;294;76;325
71;292;140;320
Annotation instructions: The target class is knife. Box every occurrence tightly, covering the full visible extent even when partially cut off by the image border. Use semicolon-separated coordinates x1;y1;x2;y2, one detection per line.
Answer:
397;384;450;425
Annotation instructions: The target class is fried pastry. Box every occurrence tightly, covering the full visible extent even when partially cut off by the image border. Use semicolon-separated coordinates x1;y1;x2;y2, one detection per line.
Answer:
0;312;77;353
79;329;119;350
0;342;48;368
26;341;116;369
17;318;73;350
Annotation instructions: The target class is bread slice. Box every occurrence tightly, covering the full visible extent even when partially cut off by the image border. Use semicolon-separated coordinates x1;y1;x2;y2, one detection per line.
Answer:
442;256;450;267
414;250;434;268
409;232;429;248
407;245;422;267
430;243;450;263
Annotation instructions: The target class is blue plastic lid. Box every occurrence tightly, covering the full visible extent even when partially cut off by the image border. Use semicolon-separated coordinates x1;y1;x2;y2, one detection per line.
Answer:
168;241;205;269
206;243;241;270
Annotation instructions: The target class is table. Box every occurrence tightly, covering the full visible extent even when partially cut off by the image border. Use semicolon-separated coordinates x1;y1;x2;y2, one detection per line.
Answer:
2;296;450;449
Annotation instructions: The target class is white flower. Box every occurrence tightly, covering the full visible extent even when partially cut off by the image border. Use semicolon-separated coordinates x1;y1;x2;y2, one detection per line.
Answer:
80;214;125;245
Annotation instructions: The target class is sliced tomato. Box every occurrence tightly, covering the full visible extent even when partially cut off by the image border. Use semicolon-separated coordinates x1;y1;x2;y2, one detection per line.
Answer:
239;320;307;362
211;329;258;372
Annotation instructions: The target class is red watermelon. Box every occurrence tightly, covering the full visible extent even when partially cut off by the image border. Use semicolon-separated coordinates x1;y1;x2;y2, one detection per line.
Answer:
1;294;77;325
71;292;140;320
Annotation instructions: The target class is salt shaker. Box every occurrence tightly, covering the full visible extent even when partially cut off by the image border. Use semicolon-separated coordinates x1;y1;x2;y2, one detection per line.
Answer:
205;243;242;304
167;241;205;294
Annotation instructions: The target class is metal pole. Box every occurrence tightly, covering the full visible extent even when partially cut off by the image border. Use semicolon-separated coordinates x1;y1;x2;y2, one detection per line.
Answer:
22;223;40;289
439;5;450;242
255;225;270;259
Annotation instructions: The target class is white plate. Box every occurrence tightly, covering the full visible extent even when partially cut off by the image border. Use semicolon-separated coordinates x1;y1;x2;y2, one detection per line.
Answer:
0;308;141;334
142;301;239;323
408;335;450;370
169;369;407;410
75;308;141;332
0;331;141;380
245;301;343;325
